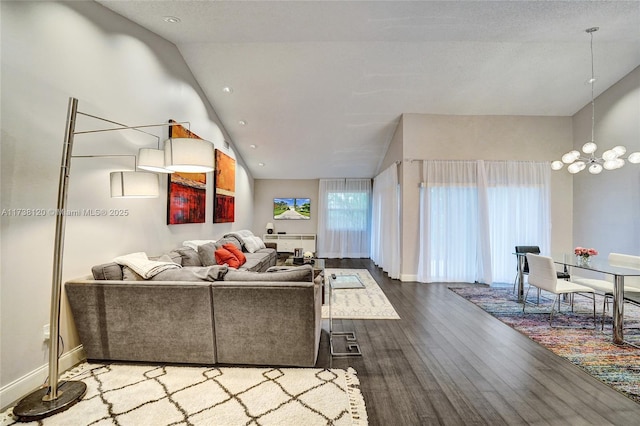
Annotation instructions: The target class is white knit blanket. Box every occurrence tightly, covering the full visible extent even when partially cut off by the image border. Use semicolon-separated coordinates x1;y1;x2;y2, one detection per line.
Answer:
113;252;181;279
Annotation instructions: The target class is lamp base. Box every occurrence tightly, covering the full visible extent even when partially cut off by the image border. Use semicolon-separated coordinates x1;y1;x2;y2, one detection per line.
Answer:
12;380;86;422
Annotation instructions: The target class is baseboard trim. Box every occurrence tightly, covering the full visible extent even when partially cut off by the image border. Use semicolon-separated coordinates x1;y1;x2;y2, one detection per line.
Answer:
0;345;85;412
400;274;418;282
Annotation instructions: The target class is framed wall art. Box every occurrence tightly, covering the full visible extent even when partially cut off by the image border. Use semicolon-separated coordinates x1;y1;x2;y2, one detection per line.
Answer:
166;120;207;225
213;149;235;223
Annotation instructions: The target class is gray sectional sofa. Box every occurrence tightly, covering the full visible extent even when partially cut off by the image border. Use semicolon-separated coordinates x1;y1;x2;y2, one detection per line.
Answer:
65;233;323;367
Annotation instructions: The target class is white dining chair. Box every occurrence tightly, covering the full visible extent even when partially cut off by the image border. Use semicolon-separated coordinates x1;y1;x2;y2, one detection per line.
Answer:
525;253;596;327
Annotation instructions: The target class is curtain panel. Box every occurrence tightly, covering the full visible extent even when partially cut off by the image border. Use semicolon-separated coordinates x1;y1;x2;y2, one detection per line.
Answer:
317;178;372;258
417;160;550;284
371;163;401;279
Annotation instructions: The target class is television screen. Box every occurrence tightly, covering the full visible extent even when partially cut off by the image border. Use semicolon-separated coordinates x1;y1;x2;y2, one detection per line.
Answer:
274;197;311;220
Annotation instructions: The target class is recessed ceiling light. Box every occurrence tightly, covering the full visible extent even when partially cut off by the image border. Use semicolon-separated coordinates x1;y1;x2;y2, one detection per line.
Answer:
222;86;233;94
258;162;265;167
249;144;257;149
238;120;247;126
163;16;181;23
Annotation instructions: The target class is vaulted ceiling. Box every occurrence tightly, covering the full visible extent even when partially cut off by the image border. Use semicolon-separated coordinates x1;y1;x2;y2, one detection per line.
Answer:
96;1;640;179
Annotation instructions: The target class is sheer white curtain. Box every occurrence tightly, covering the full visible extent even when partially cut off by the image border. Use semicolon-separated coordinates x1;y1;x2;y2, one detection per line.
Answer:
417;161;491;283
371;163;400;279
417;160;550;284
317;179;372;258
484;161;551;283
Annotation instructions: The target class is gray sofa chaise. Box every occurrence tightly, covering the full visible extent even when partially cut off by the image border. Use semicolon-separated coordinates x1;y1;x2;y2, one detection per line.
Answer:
65;236;322;367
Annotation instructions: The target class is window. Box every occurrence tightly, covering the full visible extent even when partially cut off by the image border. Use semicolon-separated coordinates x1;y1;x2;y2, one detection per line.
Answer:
326;192;369;231
317;179;372;258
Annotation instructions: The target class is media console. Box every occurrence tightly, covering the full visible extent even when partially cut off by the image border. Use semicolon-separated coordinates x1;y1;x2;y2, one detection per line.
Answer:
263;233;316;253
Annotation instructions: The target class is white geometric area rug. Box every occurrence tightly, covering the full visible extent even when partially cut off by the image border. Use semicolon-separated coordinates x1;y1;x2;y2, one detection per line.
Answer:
2;363;367;426
322;269;400;320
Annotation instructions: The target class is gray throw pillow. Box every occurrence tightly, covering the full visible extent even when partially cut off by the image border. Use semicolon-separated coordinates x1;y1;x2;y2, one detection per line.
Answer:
91;262;123;280
122;266;145;281
153;250;183;265
214;236;243;252
198;242;218;267
174;246;202;266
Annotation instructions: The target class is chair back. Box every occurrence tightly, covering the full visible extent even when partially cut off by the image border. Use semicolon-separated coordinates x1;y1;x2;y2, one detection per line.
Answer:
515;246;541;273
609;253;640;290
526;253;558;293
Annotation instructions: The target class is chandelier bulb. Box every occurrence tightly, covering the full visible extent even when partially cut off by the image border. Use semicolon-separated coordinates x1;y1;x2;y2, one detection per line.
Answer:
551;160;564;170
628;152;640;164
582;142;597;154
561;150;580;164
612;145;627;156
588;163;603;174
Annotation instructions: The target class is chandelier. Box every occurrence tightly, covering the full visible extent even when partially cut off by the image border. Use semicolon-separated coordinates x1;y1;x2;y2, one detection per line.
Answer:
552;27;640;174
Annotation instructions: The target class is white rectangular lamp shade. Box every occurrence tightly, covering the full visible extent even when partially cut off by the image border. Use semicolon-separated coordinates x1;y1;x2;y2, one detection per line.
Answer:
138;148;173;173
110;171;159;198
164;138;215;173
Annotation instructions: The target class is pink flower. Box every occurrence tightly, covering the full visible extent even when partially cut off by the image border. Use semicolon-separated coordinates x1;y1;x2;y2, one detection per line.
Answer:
574;246;598;257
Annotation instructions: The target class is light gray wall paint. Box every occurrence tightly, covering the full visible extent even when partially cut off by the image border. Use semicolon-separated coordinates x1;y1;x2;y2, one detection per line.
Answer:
399;114;574;280
572;66;640;256
253;179;319;237
0;1;254;391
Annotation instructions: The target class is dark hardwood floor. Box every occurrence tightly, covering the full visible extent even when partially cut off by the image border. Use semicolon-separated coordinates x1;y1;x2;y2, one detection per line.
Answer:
315;258;640;426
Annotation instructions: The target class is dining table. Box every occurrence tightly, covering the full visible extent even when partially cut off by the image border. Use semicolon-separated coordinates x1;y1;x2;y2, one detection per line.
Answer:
552;255;640;346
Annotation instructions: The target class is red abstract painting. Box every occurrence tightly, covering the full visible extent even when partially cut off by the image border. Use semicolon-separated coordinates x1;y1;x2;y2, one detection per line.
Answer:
167;172;206;224
167;121;207;225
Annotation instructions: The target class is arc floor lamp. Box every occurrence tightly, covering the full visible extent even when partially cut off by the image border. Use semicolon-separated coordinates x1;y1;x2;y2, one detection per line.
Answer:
12;97;214;421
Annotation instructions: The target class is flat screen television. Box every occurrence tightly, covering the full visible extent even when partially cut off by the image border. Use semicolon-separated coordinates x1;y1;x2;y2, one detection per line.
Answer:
273;197;311;220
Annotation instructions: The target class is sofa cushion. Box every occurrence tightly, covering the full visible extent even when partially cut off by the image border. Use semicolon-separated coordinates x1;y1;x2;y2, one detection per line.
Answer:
223;243;246;265
150;265;228;282
92;262;123;280
174;246;202;266
215;248;241;269
224;264;313;282
241;253;265;272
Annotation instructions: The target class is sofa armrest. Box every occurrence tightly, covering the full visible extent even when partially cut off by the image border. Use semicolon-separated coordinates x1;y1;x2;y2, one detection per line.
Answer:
211;281;321;367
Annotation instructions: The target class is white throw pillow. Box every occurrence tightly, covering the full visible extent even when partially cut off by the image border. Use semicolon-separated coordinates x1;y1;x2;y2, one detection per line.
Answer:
183;240;216;251
243;236;266;253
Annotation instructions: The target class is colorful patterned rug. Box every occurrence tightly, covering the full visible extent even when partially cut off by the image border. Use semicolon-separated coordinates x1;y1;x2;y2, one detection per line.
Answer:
450;286;640;404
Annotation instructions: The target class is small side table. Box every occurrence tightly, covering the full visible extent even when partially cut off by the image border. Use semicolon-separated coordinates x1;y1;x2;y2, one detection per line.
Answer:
328;273;362;357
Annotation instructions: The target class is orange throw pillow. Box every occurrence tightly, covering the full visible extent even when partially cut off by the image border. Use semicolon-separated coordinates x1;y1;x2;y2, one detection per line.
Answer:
223;243;246;266
214;248;240;269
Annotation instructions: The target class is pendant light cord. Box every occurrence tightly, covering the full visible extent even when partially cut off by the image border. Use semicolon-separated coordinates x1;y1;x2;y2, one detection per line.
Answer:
590;29;595;145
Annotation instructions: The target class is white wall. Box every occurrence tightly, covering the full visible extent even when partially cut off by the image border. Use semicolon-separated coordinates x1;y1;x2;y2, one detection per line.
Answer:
572;66;640;255
398;114;574;280
253;179;319;237
0;1;253;406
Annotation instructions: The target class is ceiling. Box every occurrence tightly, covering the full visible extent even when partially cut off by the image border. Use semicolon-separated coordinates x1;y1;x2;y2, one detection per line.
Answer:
96;1;640;179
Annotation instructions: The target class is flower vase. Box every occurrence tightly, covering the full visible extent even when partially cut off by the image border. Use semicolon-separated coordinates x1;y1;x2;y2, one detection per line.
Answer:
577;256;591;267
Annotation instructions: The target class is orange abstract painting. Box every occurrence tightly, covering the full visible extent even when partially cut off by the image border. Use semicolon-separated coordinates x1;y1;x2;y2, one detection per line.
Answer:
214;149;235;223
